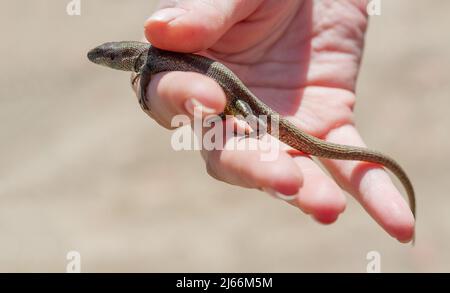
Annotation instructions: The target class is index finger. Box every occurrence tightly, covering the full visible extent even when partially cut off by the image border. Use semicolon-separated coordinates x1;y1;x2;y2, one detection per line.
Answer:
131;70;226;129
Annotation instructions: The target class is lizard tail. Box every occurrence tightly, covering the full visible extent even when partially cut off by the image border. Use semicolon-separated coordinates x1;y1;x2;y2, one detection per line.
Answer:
276;118;416;240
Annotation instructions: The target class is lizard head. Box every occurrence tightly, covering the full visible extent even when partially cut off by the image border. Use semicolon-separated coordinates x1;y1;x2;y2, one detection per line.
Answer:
87;41;149;71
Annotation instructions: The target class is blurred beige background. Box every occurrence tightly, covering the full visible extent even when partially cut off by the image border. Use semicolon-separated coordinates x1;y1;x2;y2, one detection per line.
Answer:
0;1;449;272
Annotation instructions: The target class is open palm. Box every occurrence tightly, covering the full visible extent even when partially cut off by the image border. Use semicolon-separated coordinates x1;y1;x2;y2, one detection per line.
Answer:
137;0;414;242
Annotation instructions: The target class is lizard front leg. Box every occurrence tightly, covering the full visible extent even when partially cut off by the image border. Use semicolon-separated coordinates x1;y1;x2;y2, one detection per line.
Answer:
131;72;141;88
138;63;152;112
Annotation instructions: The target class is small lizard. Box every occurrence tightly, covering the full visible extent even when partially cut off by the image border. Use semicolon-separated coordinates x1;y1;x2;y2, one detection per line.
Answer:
88;41;416;226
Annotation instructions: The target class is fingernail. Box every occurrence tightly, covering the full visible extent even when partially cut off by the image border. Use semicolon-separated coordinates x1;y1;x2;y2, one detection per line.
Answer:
148;8;187;23
263;188;297;202
184;98;216;116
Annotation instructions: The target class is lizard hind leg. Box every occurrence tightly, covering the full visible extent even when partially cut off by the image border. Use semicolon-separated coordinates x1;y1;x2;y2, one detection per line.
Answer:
233;100;268;139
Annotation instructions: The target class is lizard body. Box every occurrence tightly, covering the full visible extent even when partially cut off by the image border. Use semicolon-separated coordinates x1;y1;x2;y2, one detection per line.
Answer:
88;41;416;222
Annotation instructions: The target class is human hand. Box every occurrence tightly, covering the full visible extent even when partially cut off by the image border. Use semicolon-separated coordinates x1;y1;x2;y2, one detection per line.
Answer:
133;0;414;243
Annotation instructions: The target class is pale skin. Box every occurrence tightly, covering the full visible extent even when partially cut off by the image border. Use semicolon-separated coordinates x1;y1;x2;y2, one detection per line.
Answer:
132;0;415;242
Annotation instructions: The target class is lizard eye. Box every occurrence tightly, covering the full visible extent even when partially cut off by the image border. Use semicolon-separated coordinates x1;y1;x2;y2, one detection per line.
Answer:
110;56;115;61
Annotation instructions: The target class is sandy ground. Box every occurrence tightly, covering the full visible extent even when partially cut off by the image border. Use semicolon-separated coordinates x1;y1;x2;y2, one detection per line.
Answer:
0;1;449;272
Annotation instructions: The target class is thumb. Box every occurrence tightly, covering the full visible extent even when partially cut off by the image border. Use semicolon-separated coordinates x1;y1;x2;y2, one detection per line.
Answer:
145;0;262;52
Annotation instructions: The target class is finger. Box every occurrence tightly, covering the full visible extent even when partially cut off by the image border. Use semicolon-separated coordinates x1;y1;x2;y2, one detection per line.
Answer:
289;155;347;224
145;0;262;52
202;135;303;197
131;71;226;129
319;124;415;243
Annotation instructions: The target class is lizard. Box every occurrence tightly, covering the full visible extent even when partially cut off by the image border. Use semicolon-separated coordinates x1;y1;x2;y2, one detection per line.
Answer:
87;41;416;230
